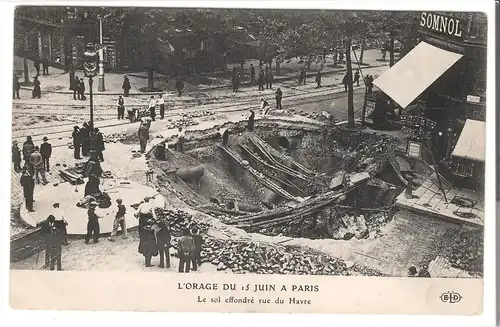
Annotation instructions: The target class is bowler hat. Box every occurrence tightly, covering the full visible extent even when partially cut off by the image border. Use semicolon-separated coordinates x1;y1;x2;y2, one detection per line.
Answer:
52;203;60;208
43;137;48;141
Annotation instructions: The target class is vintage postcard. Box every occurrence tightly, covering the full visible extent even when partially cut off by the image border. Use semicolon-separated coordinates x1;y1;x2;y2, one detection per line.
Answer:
4;0;496;323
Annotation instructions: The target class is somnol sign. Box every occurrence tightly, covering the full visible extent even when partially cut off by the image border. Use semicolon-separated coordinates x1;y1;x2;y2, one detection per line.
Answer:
420;12;463;38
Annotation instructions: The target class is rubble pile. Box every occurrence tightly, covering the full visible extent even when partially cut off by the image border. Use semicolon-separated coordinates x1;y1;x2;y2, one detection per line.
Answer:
288;109;336;121
439;227;483;273
154;208;210;236
165;111;213;129
103;132;129;143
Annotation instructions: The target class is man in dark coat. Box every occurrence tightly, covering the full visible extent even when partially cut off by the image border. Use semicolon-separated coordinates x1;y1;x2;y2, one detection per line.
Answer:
258;69;265;91
40;136;52;172
72;126;82;159
42;56;49;75
12;141;22;172
92;128;105;162
299;68;306;85
232;68;239;92
85;202;101;244
275;87;283;109
122;75;131;97
342;72;350;92
250;64;255;85
117;95;125;120
265;70;274;89
78;77;86;100
315;71;322;88
83;155;103;179
80;123;90;156
366;75;374;93
22;136;35;176
191;227;203;271
247;110;255;132
13;75;20;99
20;169;35;212
156;220;171;268
354;70;360;87
72;76;80;100
178;228;195;273
175;76;184;97
34;58;41;76
32;76;41;98
40;215;56;268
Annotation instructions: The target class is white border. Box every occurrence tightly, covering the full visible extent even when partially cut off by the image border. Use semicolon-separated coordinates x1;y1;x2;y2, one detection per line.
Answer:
0;1;495;326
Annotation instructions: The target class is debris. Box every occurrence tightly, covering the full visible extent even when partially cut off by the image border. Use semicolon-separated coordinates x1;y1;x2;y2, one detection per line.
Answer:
329;170;345;190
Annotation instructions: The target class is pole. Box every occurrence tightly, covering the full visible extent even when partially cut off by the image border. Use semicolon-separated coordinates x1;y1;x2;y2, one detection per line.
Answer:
98;17;105;91
89;76;94;132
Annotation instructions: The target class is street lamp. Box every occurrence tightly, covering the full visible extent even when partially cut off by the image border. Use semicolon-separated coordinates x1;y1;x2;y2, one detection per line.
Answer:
83;47;98;134
97;15;105;91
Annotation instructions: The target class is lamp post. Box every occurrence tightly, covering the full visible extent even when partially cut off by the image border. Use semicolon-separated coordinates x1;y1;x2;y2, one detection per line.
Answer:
98;15;105;92
83;48;98;134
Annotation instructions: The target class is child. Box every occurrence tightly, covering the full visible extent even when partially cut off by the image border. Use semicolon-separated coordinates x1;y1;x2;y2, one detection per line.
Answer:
191;227;203;271
108;198;127;241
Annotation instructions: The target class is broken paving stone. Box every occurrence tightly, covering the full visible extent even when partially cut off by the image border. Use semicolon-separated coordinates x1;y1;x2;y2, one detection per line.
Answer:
348;172;370;185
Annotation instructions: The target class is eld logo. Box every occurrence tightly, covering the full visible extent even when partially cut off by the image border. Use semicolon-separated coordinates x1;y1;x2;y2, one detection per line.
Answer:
440;291;462;304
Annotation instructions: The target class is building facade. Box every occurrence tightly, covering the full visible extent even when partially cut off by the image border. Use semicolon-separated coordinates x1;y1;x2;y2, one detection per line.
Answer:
372;11;487;190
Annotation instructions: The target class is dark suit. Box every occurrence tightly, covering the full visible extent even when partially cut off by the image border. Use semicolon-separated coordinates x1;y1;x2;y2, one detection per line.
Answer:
40;142;52;172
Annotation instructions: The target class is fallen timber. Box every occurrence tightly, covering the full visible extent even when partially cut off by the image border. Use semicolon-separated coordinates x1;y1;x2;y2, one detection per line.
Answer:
217;144;300;203
247;135;316;183
239;143;305;196
247;133;315;177
230;184;362;230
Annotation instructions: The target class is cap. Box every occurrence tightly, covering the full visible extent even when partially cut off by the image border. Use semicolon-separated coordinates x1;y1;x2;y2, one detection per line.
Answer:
43;137;48;141
12;140;18;145
52;203;60;208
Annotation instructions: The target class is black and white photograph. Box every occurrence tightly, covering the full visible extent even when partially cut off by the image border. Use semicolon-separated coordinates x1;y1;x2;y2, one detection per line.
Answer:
4;2;495;318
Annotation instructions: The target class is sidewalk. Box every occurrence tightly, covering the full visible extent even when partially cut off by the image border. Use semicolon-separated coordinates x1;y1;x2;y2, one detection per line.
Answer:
14;49;387;96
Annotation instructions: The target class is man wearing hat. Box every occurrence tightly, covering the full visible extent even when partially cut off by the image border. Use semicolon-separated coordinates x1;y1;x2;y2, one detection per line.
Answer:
108;198;127;242
40;136;52;172
20;168;35;212
85;201;101;244
13;75;20;99
12;141;22;172
30;146;47;185
52;202;69;246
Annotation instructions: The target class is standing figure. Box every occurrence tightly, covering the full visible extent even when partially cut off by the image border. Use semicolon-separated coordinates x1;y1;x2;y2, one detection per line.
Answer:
40;136;52;172
122;75;131;97
136;197;157;267
12;141;22;172
117;95;125;120
191;228;203;271
342;72;349;92
32;76;41;98
108;198;127;242
367;75;374;93
275;87;283;109
258;69;265;91
156;220;171;269
94;128;105;162
20;169;35;212
315;71;322;88
22;136;35;176
247;110;255;132
175;76;184;97
78;77;86;100
158;94;165;119
30;146;47;185
232;68;239;92
250;64;255;85
177;127;186;153
265;70;273;89
85;202;101;244
354;70;360;87
34;58;41;76
72;76;80;100
40;215;58;269
13;75;20;99
261;98;271;116
72;126;82;159
148;96;157;121
80;122;91;157
42;56;49;75
138;116;152;153
178;229;195;273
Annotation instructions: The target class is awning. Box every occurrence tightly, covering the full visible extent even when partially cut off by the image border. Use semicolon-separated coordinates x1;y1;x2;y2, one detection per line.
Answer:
373;42;463;109
451;119;486;162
